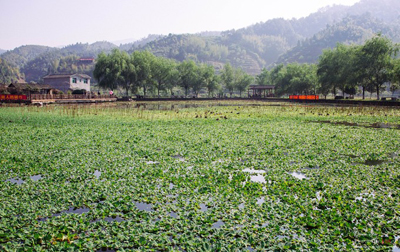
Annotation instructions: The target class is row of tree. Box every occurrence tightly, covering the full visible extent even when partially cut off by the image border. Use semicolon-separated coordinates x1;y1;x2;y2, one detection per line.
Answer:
262;35;400;99
93;49;254;97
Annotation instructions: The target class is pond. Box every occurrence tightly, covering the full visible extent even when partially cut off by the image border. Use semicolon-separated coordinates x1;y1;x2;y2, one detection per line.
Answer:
1;101;399;251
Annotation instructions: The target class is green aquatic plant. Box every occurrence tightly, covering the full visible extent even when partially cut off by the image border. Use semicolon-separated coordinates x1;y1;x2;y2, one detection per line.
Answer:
0;101;399;251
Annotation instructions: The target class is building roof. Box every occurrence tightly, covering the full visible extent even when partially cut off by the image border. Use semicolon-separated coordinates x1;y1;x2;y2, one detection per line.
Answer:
249;85;275;90
8;83;53;90
43;73;91;79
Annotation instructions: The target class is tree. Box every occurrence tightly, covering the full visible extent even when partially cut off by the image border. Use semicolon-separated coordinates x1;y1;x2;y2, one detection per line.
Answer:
317;44;356;98
93;51;119;92
357;35;397;100
270;64;290;96
389;59;400;95
350;45;372;99
132;51;155;97
220;63;234;97
166;65;179;96
0;58;21;84
199;64;219;97
270;63;318;96
151;56;175;97
177;60;197;97
234;68;253;97
289;64;318;95
256;68;270;86
93;49;135;96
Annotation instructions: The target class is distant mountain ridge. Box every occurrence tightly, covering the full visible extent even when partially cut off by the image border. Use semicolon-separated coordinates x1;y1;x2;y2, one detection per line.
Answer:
276;13;400;65
1;0;400;82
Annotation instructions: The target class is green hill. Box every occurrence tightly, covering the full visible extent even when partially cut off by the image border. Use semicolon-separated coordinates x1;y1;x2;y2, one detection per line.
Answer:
276;13;400;65
2;0;400;82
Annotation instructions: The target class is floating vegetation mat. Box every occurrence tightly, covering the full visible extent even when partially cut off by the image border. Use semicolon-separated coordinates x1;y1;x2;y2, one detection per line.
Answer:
0;101;399;251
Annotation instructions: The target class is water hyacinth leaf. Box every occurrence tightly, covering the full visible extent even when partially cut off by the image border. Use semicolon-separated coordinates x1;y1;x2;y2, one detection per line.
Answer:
0;101;398;250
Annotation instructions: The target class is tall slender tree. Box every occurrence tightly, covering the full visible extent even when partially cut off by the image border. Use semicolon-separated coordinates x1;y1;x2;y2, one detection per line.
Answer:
177;60;197;97
256;68;270;86
357;35;397;100
234;68;253;97
221;63;234;97
199;64;219;97
132;51;155;97
151;57;175;97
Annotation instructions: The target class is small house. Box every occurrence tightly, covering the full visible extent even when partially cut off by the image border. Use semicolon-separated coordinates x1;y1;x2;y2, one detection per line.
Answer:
43;74;91;93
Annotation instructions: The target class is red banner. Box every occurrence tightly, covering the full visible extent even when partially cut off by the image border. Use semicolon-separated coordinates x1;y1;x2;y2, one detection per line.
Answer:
0;94;28;101
289;95;319;100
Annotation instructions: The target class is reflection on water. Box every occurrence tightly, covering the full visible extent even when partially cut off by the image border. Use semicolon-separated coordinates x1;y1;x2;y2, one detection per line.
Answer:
363;159;386;166
146;161;159;164
38;206;90;221
30;175;43;181
257;197;265;205
5;178;25;185
250;174;266;183
132;102;285;111
243;169;266;174
169;212;178;218
212;220;225;229
310;120;400;130
393;236;400;252
54;207;90;216
134;201;153;212
172;154;185;162
200;203;208;212
94;170;101;179
92;216;125;223
96;248;116;252
289;172;308;180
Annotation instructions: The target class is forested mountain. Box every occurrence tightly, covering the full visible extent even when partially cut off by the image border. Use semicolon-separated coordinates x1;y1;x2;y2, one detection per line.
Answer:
0;49;6;55
1;0;400;83
1;42;118;82
1;45;56;70
119;34;164;51
276;13;400;65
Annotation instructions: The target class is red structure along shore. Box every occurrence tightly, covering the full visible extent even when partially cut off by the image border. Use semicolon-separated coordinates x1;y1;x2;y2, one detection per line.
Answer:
0;94;28;101
289;95;319;100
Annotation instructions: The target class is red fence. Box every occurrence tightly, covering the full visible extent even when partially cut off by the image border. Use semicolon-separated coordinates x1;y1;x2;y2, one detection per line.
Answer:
0;94;28;101
289;95;319;100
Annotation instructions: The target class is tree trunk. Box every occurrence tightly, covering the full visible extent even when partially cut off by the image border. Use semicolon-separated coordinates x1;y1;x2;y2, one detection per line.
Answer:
158;81;161;98
376;84;380;100
362;87;365;100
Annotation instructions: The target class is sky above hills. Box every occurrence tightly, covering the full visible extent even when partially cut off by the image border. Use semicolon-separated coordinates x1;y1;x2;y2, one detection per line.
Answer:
0;0;359;50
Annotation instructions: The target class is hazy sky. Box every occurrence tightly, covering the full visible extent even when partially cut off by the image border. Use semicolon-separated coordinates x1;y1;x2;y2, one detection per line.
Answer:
0;0;360;50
